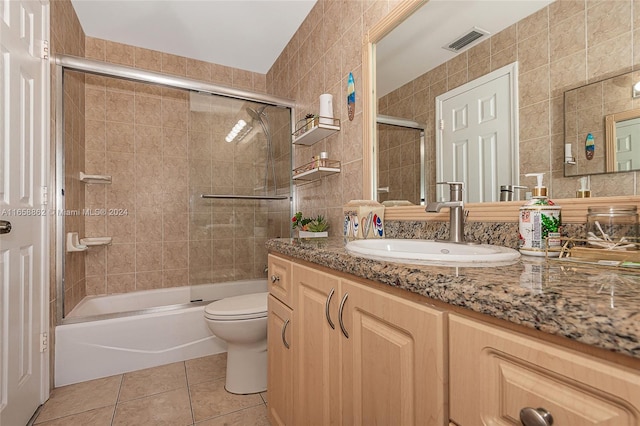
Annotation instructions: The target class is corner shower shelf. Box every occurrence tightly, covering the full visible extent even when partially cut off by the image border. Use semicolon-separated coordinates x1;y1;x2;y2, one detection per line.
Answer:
292;117;340;146
80;237;112;247
292;159;341;183
80;172;112;184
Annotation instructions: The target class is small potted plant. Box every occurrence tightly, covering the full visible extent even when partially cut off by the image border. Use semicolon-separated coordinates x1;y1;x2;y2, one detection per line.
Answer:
292;212;329;238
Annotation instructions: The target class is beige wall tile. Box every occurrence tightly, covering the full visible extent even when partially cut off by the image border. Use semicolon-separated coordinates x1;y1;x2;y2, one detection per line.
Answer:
134;47;162;72
587;0;631;47
105;40;134;66
587;31;633;81
550;12;585;62
161;53;187;76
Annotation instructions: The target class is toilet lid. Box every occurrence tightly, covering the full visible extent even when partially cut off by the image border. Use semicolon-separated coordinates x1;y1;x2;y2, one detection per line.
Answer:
204;292;268;320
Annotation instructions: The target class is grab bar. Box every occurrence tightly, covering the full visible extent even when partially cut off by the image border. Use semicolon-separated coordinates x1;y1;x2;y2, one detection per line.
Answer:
201;194;289;200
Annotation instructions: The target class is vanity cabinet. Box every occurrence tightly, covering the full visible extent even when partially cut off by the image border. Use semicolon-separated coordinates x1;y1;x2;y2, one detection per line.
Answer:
267;255;293;426
267;254;448;425
449;314;640;426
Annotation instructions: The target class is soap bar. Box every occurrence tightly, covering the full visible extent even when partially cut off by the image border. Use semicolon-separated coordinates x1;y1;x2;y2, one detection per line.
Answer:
342;200;385;239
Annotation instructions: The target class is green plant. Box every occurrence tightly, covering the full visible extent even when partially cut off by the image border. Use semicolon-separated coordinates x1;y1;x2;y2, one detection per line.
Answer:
292;212;329;232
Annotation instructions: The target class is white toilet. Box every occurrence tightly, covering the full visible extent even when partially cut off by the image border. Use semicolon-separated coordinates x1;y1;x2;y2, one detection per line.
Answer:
204;291;269;394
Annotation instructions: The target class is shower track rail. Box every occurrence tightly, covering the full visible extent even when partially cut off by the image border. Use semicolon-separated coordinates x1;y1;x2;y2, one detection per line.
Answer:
201;194;289;200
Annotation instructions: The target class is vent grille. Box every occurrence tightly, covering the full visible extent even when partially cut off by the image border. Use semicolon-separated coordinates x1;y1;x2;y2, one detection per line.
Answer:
443;27;490;52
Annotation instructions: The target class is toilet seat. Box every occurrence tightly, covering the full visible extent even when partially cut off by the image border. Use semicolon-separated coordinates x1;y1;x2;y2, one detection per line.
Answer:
204;292;268;321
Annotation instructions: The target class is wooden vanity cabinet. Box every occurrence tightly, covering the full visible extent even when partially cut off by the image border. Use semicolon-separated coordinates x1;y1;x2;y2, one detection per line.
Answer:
449;314;640;426
268;254;448;425
340;276;448;426
267;255;293;426
292;260;448;425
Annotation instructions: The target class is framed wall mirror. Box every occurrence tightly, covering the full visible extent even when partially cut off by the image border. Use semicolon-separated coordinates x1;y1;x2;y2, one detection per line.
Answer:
363;0;640;217
369;0;551;205
564;70;640;177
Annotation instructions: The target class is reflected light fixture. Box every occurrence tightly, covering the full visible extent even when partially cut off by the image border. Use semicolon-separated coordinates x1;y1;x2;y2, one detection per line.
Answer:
633;81;640;98
225;119;253;143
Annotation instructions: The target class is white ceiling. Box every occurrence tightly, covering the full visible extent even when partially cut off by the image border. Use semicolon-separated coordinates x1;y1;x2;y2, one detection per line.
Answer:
70;0;317;74
376;0;554;97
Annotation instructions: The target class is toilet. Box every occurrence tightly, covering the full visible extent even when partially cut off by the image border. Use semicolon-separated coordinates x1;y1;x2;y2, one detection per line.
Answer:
204;292;269;394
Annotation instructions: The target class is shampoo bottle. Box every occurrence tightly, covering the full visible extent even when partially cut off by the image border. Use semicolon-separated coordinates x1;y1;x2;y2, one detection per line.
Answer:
519;173;562;257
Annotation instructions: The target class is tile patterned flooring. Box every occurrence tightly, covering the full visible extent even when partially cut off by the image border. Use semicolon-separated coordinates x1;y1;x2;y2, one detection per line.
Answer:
33;353;270;425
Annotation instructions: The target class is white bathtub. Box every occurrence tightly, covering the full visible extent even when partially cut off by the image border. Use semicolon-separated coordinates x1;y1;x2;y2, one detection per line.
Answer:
55;279;267;387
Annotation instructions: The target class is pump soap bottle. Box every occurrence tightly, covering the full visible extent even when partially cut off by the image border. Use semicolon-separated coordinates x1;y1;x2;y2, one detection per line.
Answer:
519;173;562;257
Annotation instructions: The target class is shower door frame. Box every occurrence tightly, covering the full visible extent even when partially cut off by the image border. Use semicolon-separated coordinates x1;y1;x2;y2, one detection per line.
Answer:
376;114;427;205
54;54;296;324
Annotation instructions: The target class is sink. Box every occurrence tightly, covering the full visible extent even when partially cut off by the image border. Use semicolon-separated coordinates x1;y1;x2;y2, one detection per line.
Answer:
345;239;520;267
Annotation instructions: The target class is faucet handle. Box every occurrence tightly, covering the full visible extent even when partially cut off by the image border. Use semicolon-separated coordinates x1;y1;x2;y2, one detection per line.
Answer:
436;181;464;187
436;181;464;202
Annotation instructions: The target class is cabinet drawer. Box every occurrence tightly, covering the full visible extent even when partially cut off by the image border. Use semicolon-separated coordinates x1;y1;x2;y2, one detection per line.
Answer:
449;314;640;426
268;254;292;307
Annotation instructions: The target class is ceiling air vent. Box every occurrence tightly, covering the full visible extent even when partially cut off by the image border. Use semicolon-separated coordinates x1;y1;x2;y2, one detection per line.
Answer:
443;27;490;52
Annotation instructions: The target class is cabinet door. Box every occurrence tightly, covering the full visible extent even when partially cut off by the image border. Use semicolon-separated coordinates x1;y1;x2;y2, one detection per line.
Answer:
267;295;293;426
449;314;640;426
341;279;448;426
293;264;343;425
268;254;293;307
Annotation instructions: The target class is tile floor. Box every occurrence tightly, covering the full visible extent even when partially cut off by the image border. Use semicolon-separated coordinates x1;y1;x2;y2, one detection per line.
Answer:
33;353;270;425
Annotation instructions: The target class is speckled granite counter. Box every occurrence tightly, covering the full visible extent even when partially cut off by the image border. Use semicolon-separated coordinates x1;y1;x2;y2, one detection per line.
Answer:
267;237;640;360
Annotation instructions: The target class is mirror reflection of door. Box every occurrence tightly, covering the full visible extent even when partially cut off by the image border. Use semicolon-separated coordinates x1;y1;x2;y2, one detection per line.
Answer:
615;117;640;171
436;63;518;203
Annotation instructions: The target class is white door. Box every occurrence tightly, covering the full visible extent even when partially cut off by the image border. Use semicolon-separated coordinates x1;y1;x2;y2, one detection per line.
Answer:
436;63;518;203
615;117;640;171
0;1;49;425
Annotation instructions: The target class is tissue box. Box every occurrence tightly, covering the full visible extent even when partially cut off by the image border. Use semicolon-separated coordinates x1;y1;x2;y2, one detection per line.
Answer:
343;200;385;239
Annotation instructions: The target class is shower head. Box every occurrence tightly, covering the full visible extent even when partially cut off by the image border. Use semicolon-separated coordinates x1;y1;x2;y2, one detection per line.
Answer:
246;105;268;121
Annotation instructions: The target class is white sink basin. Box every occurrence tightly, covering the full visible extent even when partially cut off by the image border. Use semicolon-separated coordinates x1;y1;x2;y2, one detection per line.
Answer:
345;239;520;267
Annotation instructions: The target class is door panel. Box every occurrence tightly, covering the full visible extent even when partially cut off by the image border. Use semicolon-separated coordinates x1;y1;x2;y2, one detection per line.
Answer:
342;280;448;426
0;0;48;424
293;264;342;425
437;65;516;203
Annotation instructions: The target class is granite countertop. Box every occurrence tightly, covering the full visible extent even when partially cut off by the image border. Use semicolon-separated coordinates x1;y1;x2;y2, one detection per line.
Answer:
267;237;640;360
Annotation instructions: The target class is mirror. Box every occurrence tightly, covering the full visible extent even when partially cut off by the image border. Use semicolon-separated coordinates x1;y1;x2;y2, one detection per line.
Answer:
366;0;640;205
564;70;640;176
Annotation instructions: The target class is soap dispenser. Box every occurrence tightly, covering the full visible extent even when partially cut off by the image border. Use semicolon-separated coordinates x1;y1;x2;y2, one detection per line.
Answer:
576;176;591;198
518;173;562;257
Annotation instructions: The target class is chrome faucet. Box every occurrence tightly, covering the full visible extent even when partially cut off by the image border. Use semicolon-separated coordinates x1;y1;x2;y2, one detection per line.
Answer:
425;182;465;243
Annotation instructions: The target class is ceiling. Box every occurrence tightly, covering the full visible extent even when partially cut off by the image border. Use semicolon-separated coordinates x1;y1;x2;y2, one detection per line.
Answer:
376;0;554;97
70;0;317;75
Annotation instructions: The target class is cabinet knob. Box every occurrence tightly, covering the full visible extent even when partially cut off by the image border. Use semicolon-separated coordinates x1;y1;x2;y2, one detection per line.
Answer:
271;275;280;283
520;407;553;426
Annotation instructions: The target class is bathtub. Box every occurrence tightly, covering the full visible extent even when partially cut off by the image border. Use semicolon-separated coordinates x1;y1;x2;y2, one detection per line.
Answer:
55;279;267;387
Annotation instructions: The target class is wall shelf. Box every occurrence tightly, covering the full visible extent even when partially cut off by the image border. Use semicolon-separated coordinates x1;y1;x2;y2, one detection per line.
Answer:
293;159;341;183
79;172;112;184
292;117;340;146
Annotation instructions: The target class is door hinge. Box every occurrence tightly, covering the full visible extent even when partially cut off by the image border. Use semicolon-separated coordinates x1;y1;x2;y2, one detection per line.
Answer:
439;119;444;130
41;186;48;205
40;332;48;352
40;40;49;60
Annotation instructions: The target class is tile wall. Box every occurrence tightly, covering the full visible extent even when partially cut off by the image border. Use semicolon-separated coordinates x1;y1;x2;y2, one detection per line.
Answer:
377;0;640;203
266;0;397;232
81;38;291;295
